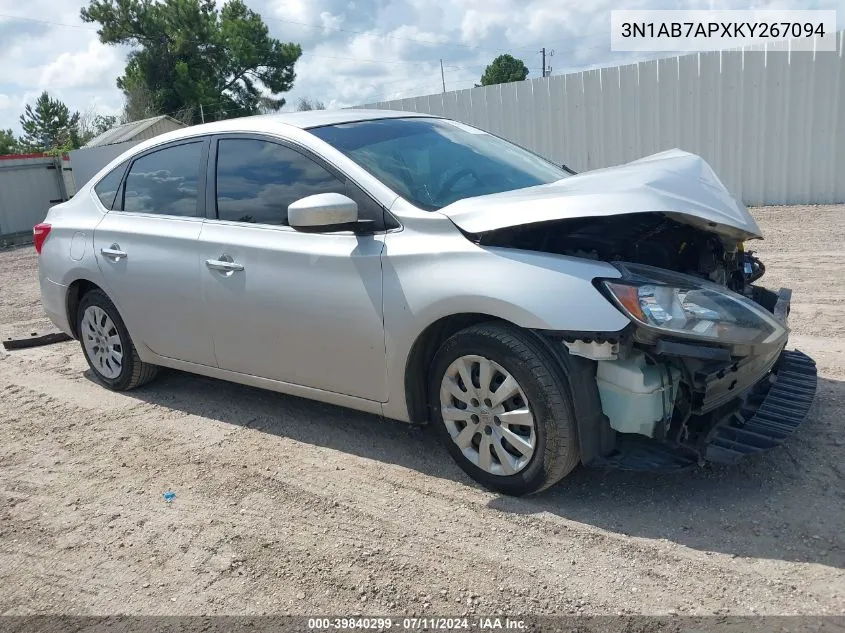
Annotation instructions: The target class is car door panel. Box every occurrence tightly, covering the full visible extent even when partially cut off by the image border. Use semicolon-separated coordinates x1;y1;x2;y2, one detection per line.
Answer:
93;138;216;367
95;214;215;365
198;135;389;402
199;223;387;400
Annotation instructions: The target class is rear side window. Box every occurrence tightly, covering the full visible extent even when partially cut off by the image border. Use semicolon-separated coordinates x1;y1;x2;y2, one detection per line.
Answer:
215;139;346;226
93;162;127;210
123;142;203;216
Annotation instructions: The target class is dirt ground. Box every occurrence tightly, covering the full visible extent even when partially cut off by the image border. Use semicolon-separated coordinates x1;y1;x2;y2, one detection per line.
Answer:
0;205;843;617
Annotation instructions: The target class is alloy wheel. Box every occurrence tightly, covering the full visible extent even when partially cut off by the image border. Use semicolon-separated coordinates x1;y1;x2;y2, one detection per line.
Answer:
81;305;123;380
439;354;536;476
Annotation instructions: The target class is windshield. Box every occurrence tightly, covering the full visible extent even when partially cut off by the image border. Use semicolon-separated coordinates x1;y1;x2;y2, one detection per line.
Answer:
309;117;570;211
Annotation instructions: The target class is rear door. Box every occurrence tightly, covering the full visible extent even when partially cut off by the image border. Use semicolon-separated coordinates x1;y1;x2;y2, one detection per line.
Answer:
93;138;216;366
197;135;389;401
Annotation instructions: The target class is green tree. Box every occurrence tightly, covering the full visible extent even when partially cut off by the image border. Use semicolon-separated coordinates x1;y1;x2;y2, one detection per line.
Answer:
79;111;119;144
295;97;326;112
81;0;303;124
0;128;21;155
121;75;161;122
92;114;118;136
19;91;82;154
479;54;529;86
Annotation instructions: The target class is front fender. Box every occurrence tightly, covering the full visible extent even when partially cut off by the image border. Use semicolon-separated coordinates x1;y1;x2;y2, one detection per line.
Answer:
381;221;629;421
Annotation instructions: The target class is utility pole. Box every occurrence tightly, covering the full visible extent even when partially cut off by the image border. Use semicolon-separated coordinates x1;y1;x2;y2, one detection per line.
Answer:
199;103;205;124
440;59;446;93
539;48;554;78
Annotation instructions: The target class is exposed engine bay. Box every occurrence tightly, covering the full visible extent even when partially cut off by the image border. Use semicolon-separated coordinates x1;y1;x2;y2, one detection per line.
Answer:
471;212;816;472
472;211;765;294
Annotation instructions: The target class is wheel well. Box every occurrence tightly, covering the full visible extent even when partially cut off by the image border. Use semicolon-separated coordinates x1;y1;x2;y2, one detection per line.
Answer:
66;279;102;339
405;315;613;464
404;313;506;425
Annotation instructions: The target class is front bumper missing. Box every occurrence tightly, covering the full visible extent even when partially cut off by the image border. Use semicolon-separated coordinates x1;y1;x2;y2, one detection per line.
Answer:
590;349;818;472
581;282;817;472
704;349;817;463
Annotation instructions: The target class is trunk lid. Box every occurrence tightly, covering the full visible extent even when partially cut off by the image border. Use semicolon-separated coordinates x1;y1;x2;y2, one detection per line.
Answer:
439;149;761;241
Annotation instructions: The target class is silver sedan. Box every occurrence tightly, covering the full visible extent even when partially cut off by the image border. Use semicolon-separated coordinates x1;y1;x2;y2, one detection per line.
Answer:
36;110;815;495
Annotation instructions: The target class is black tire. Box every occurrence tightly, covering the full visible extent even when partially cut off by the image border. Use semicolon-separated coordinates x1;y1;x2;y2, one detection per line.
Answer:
429;322;580;495
76;288;158;391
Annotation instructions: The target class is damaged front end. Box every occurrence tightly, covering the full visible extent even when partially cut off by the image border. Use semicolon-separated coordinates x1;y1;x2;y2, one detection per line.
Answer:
447;149;818;471
577;262;817;471
470;213;817;472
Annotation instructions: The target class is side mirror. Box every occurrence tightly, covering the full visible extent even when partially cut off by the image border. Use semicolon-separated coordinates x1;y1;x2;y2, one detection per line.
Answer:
288;193;359;232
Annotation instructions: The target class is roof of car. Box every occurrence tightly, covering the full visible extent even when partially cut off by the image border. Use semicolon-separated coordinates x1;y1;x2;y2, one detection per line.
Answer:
267;109;433;129
184;108;432;136
117;109;435;157
83;109;438;189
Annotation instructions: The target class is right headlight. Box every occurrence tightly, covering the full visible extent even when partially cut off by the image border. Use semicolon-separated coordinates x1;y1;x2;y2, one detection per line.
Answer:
599;263;787;346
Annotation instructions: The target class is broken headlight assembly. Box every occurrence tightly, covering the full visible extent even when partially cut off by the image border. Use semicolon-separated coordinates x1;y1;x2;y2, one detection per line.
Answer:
599;263;787;347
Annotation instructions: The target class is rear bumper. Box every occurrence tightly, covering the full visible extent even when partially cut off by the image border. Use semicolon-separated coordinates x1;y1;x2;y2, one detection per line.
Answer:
39;273;72;337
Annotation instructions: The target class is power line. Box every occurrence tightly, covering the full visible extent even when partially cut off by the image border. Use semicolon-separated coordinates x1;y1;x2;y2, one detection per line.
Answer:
365;79;480;104
2;11;636;102
299;53;475;71
0;13;97;30
370;67;470;88
0;13;542;72
263;15;512;53
262;14;616;54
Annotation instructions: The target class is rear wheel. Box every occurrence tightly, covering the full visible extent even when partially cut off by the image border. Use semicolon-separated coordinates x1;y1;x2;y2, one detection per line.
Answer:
429;322;580;495
77;289;158;390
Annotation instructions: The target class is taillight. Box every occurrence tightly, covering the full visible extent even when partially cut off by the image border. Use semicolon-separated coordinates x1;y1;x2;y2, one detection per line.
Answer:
33;223;51;254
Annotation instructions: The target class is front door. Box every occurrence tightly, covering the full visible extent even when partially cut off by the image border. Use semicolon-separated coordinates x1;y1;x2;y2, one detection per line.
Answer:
198;136;388;401
94;139;216;367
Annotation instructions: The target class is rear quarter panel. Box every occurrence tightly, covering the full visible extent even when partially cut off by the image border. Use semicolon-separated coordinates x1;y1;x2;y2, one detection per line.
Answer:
38;192;108;334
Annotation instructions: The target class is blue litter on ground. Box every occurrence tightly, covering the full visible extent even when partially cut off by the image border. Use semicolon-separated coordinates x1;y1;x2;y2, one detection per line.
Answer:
162;491;176;502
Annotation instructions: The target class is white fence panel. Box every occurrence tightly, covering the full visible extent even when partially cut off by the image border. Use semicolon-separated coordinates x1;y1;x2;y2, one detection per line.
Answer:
0;155;66;236
362;32;845;205
68;139;140;192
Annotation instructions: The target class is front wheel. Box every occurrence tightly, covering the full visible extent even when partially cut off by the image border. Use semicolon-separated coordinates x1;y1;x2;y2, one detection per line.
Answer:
429;322;580;496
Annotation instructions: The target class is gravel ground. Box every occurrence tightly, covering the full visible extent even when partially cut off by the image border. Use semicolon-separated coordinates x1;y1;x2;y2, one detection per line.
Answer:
0;205;843;616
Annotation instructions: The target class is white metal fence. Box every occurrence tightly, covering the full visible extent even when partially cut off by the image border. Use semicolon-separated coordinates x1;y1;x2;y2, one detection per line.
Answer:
69;139;140;192
0;155;70;237
363;32;845;206
0;143;139;240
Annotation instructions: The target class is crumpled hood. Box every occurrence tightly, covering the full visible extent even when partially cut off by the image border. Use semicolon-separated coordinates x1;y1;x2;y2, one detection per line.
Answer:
439;149;762;241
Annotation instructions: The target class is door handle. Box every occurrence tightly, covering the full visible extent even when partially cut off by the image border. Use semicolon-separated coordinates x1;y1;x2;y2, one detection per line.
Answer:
205;259;244;272
100;244;127;261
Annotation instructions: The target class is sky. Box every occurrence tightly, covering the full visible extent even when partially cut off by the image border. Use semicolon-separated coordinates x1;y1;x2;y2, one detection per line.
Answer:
0;0;843;133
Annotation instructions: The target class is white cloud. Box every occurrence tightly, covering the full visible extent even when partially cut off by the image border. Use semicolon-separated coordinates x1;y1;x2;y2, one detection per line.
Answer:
39;40;125;90
0;0;843;133
0;0;125;132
